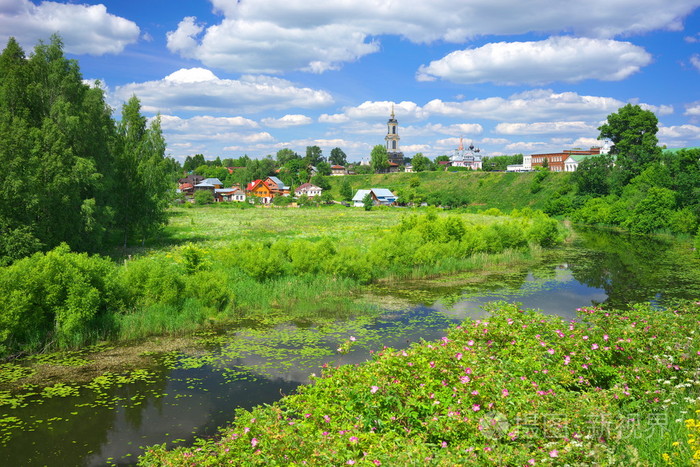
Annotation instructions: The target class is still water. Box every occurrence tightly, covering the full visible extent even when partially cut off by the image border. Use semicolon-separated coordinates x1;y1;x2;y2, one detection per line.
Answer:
1;228;699;466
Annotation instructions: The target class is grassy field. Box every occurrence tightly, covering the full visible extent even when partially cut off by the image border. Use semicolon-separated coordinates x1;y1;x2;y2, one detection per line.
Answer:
324;170;572;211
0;203;563;358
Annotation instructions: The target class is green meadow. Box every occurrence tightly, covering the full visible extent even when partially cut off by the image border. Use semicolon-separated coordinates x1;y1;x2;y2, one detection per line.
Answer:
0;205;563;358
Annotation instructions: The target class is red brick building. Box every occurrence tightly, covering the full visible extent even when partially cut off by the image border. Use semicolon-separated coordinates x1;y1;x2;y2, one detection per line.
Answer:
530;147;601;172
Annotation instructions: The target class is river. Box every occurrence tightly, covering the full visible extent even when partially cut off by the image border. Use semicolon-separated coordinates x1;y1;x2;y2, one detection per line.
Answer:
1;227;699;466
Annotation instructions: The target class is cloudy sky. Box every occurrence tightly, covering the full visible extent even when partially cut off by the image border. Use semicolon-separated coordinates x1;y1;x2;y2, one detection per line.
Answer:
3;0;700;162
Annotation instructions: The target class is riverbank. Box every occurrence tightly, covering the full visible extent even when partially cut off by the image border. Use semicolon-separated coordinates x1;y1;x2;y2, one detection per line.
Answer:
140;300;700;466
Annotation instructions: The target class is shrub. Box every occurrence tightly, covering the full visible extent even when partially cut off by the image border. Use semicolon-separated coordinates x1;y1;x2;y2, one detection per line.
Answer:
668;208;698;235
526;216;562;247
118;255;185;309
194;190;214;205
0;244;119;356
623;187;675;234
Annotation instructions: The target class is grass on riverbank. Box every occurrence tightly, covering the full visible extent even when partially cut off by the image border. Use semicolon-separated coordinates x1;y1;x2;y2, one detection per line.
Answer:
139;300;700;466
0;207;565;358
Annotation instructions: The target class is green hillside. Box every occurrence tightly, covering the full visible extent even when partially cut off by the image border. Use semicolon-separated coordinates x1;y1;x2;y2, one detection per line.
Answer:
327;170;572;211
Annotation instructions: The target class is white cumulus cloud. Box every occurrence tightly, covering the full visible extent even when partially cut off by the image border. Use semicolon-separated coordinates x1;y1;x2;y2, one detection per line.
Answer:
685;102;700;116
165;0;698;73
495;121;597;135
262;114;313;128
114;69;334;114
423;90;623;122
0;0;139;55
691;54;700;71
417;37;652;85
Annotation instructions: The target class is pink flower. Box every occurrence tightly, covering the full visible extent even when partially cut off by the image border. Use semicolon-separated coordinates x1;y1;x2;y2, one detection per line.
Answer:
251;438;258;447
603;334;609;341
373;461;381;466
349;436;358;443
429;361;436;368
591;343;599;350
564;355;571;365
472;404;480;412
347;461;356;465
370;386;379;394
528;459;536;465
471;390;479;395
465;367;473;374
441;441;448;448
502;389;509;397
460;376;470;384
455;352;463;360
547;348;555;355
549;450;558;457
349;336;356;341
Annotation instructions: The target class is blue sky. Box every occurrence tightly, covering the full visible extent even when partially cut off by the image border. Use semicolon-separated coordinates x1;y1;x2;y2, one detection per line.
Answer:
2;0;700;163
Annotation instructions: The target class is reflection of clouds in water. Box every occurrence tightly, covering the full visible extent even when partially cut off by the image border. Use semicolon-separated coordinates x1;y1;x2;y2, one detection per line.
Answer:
215;351;373;385
86;392;214;465
432;271;608;322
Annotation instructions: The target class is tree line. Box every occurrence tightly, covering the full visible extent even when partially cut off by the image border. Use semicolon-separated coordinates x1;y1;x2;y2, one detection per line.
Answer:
0;36;176;265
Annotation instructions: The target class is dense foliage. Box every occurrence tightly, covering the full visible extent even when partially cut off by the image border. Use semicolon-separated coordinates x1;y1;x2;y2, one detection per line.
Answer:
139;300;700;466
543;105;700;235
0;36;173;264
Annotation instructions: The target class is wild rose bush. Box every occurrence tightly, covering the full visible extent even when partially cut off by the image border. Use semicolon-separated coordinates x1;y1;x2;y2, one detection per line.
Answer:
139;301;700;466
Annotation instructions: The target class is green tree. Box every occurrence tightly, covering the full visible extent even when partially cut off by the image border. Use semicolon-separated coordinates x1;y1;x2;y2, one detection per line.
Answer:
276;148;300;166
194;189;214;205
310;174;331;191
339;178;353;202
316;161;332;176
370;145;389;173
624;186;676;234
0;35;116;258
599;104;661;187
572;154;614;196
329;147;347;166
305;145;324;166
114;97;172;246
183;154;206;172
362;193;374;211
411;153;432;172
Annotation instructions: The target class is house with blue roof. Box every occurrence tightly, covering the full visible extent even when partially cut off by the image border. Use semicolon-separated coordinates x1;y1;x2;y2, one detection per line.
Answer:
352;188;397;207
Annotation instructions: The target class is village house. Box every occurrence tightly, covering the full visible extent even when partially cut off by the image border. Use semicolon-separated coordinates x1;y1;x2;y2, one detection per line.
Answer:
331;165;347;176
247;179;273;203
194;178;223;190
178;174;205;186
352;188;398;207
215;187;246;202
263;176;290;196
295;183;323;198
